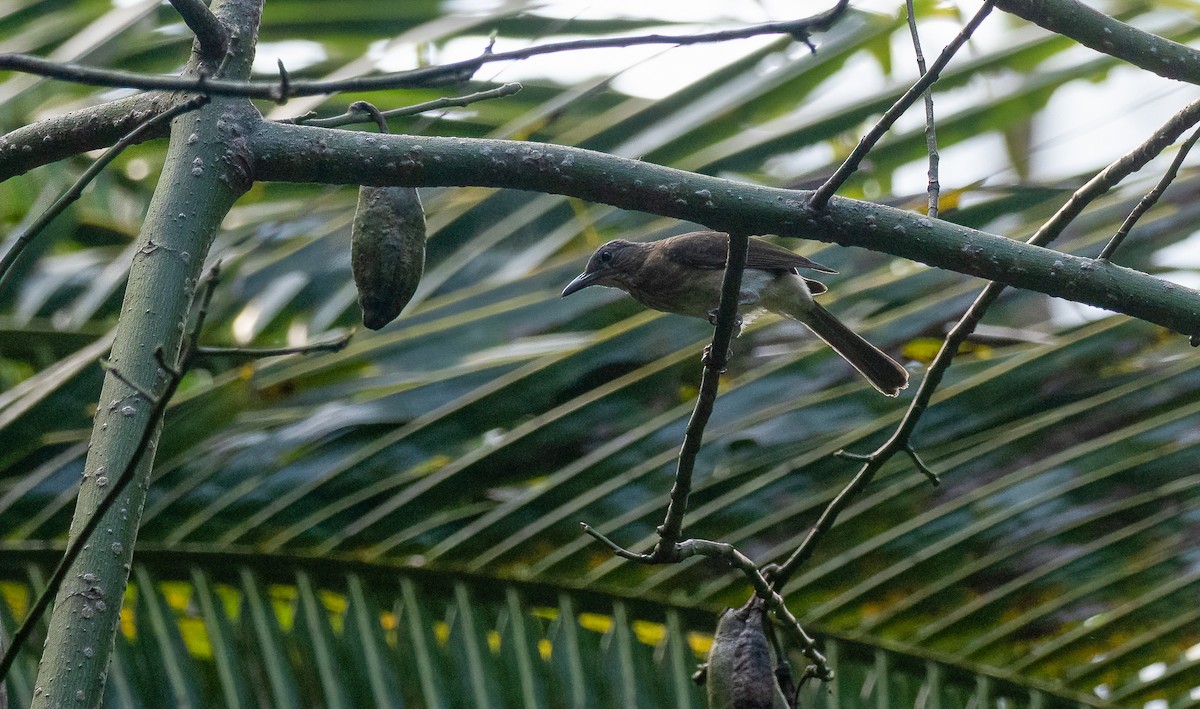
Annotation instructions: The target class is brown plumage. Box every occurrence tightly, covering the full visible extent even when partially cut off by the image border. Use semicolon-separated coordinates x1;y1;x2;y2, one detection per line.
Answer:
561;231;909;396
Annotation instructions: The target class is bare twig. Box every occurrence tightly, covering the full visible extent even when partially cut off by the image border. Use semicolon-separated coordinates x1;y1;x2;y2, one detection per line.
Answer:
581;524;833;680
293;83;523;129
0;2;848;101
0;95;210;289
98;359;157;402
348;101;390;134
274;59;290;104
1098;124;1200;261
771;95;1200;590
809;0;993;210
167;0;229;58
196;330;353;358
0;264;221;683
905;0;941;219
651;233;749;561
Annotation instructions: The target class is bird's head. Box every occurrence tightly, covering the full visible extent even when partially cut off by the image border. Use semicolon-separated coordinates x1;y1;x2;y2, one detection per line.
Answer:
561;239;644;297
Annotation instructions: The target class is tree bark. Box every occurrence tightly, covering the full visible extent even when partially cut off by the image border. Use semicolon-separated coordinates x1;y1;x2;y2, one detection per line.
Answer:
30;1;261;705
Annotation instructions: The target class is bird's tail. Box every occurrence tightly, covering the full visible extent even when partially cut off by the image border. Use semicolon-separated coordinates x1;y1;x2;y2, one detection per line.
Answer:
802;303;909;397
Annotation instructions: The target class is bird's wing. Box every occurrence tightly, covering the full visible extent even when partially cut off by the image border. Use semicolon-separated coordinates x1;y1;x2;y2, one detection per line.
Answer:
662;231;837;274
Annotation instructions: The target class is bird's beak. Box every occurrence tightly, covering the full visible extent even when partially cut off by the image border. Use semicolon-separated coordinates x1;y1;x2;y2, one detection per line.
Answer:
561;271;597;297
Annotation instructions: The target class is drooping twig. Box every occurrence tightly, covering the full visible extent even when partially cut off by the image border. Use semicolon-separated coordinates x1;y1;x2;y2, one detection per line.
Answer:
581;525;833;681
905;0;941;219
651;233;749;561
0;1;848;101
0;95;210;289
0;264;221;683
1098;124;1200;261
167;0;229;58
294;83;524;129
809;0;993;210
770;95;1200;590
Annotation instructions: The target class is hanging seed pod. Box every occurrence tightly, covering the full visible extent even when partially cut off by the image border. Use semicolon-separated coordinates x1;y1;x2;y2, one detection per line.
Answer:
350;185;426;330
705;596;787;709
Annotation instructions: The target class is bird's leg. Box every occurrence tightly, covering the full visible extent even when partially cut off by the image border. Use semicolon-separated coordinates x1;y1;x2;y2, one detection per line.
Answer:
703;308;739;372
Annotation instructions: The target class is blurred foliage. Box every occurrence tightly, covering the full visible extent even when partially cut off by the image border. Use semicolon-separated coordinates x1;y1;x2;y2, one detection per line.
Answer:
2;0;1200;706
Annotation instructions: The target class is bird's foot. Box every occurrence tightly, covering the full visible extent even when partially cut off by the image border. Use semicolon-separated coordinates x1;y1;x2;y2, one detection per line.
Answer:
701;344;732;373
706;308;743;332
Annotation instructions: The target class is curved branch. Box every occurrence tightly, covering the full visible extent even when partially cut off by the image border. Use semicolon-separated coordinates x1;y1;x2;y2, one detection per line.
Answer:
0;2;848;102
994;0;1200;85
249;121;1200;338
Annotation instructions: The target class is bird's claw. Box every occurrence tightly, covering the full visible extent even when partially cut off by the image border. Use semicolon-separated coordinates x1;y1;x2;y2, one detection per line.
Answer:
701;344;732;373
706;308;743;332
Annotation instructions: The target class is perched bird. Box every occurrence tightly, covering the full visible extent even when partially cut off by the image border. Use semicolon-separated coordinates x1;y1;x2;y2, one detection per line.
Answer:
561;230;909;396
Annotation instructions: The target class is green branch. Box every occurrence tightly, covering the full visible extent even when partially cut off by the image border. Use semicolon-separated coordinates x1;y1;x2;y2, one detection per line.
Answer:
250;122;1200;338
994;0;1200;85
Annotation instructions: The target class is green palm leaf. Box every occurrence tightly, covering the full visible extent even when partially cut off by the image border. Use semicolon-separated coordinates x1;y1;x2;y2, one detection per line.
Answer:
3;0;1199;705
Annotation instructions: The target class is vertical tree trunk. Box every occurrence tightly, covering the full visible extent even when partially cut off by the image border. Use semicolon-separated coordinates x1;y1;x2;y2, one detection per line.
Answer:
31;2;262;705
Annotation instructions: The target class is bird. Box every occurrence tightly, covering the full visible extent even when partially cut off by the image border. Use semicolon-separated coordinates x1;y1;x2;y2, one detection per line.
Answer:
561;230;909;396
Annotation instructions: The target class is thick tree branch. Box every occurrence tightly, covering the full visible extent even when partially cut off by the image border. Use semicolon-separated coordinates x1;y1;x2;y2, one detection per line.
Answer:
29;0;260;704
0;93;180;182
994;0;1200;85
0;267;218;685
250;122;1200;338
0;96;210;289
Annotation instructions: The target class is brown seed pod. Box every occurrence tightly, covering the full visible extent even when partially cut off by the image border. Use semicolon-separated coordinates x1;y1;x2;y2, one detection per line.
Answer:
350;185;426;330
705;596;787;709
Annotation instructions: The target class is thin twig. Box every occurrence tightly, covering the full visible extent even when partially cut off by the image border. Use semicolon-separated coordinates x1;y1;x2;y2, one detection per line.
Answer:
0;1;849;101
0;264;221;683
580;524;833;681
1098;124;1200;261
651;233;749;561
348;101;390;134
293;83;523;129
196;330;353;358
809;0;993;210
167;0;229;58
99;359;157;402
770;95;1200;589
274;59;290;104
0;95;210;289
905;0;941;219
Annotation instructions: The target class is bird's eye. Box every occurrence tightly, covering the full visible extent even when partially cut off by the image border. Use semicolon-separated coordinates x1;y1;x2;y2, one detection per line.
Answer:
599;250;613;263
